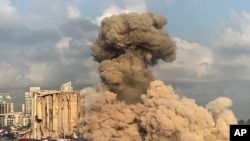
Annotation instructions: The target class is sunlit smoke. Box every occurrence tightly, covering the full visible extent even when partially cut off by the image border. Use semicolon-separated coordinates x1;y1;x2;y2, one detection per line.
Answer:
91;12;176;104
77;80;237;141
76;12;237;141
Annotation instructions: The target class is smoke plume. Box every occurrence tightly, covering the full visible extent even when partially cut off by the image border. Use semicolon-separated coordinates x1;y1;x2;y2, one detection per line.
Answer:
77;80;237;141
91;12;176;104
76;12;237;141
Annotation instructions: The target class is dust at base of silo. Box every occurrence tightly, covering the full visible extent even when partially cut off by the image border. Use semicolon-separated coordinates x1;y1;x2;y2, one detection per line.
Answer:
77;80;237;141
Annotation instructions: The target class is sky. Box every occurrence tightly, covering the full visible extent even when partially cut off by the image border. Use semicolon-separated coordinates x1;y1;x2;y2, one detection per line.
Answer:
1;0;250;120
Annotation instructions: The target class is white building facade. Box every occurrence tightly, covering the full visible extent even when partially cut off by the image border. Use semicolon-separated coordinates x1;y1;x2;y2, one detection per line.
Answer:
0;93;14;128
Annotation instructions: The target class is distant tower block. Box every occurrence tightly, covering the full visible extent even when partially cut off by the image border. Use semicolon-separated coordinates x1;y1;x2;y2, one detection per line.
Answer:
30;87;41;93
0;93;14;114
61;81;73;92
22;104;25;113
25;87;40;114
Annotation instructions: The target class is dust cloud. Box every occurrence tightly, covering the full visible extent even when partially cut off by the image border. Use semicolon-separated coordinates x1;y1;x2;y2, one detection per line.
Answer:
77;80;237;141
91;12;176;104
76;13;237;141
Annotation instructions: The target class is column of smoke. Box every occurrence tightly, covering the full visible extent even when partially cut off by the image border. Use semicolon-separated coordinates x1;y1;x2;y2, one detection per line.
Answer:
77;13;237;141
91;12;176;104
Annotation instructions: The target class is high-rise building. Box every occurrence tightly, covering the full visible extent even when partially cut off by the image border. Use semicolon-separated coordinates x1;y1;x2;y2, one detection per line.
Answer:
0;93;14;127
30;87;41;93
60;81;73;92
22;104;25;113
0;93;14;114
24;92;31;114
25;87;40;114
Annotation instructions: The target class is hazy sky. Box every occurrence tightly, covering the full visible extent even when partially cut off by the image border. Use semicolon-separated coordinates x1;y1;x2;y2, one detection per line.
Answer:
1;0;250;120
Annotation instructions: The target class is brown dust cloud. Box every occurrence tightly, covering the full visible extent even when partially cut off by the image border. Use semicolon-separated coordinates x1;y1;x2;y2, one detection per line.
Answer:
76;12;237;141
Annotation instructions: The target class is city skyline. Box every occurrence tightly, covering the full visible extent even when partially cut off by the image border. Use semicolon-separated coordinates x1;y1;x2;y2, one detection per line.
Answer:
0;82;78;138
1;0;250;120
0;81;73;112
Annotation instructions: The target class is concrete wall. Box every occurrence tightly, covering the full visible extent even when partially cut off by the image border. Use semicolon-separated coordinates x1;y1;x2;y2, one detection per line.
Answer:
31;91;81;138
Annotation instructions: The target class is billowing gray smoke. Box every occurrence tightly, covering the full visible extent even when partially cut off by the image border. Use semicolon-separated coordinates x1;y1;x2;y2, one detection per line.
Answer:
91;13;176;104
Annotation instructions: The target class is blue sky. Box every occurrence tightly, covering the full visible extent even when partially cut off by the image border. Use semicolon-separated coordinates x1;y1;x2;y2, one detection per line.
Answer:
1;0;250;120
